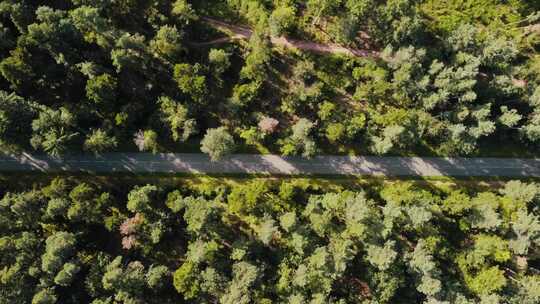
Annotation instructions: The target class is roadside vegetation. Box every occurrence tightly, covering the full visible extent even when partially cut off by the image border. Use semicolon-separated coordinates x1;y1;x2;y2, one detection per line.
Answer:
1;176;540;303
0;1;539;159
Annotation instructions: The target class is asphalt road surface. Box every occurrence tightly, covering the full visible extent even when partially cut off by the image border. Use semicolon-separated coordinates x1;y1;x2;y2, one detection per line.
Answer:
0;153;539;177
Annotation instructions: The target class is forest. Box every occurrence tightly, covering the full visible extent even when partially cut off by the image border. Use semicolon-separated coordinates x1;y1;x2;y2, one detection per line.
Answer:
1;1;540;304
0;0;539;158
0;177;539;304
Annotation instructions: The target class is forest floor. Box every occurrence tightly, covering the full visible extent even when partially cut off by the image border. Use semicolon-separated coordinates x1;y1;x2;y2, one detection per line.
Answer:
193;17;381;58
0;153;539;178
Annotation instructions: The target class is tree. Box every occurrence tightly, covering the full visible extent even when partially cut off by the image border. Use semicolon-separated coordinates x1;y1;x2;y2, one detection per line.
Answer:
325;122;346;143
220;262;260;304
258;117;279;134
46;198;71;218
127;185;159;215
174;63;207;104
269;6;296;36
280;118;317;158
521;111;540;143
158;96;197;142
509;210;540;255
317;101;336;121
54;262;81;286
200;127;235;161
172;0;198;23
240;30;271;81
146;265;170;289
41;232;77;275
330;14;360;45
0;47;35;92
133;130;159;153
465;193;503;231
256;215;279;245
240;127;263;146
111;33;147;72
102;257;147;302
409;239;442;298
173;261;200;299
208;49;231;77
230;82;260;107
32;289;57;304
371;125;406;155
68;183;111;224
69;5;111;47
84;129;117;154
366;241;398;271
150;25;183;62
466;266;507;296
227;180;270;216
500;180;539;204
86;73;117;111
511;275;540;304
31;107;79;157
499;106;522;128
0;90;37;147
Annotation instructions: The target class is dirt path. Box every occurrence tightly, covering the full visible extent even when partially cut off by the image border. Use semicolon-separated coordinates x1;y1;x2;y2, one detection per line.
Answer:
195;17;380;58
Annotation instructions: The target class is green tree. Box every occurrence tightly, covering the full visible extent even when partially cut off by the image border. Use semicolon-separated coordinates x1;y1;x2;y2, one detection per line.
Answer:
45;198;71;218
240;30;271;81
499;106;522;128
111;33;147;72
0;90;37;147
146;265;170;290
158;96;197;142
41;232;76;275
68;183;111;224
208;49;231;77
466;266;507;296
31;107;79;157
280;118;317;158
86;73;117;111
32;289;57;304
509;210;540;255
200;127;235;161
366;241;398;271
127;185;160;215
269;6;296;36
150;25;183;61
173;261;200;299
54;262;81;286
84;129;117;154
102;257;147;302
69;5;111;47
172;0;198;22
220;262;260;304
0;47;35;92
174;63;207;103
325;122;346;143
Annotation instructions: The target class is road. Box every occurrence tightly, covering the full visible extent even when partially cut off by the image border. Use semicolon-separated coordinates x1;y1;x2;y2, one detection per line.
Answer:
0;153;539;177
195;17;380;58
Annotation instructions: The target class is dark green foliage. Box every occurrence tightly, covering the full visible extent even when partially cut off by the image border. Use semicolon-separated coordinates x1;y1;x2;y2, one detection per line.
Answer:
0;0;537;157
0;90;36;147
86;74;117;109
2;178;539;303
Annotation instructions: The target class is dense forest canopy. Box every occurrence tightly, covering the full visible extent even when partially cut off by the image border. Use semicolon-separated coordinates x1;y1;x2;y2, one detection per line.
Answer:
2;1;540;303
0;0;538;158
0;177;539;303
